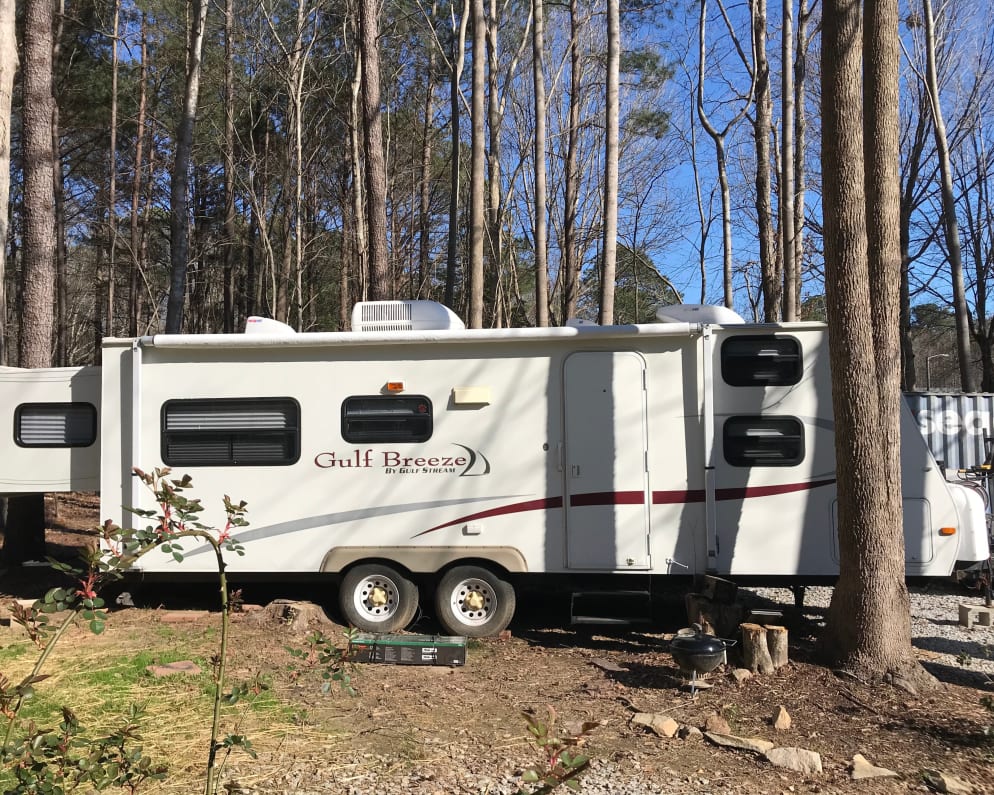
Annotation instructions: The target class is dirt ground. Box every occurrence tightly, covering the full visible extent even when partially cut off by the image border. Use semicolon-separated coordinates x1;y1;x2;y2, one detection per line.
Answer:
2;494;993;794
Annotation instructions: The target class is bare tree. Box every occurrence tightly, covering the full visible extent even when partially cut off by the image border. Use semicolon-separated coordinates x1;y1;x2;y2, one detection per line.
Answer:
360;0;390;300
561;0;582;321
696;0;757;309
533;0;549;326
752;0;779;320
598;0;620;324
921;0;974;390
165;0;209;333
781;0;797;320
468;0;486;326
0;0;14;365
820;0;935;690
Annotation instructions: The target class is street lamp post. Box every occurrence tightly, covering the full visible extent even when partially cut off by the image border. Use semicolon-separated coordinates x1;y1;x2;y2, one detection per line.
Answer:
926;353;951;391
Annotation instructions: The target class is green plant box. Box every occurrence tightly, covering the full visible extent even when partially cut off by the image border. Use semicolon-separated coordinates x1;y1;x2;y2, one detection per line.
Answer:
348;633;467;666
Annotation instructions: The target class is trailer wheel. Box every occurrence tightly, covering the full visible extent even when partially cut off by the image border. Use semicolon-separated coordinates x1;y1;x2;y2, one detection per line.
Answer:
340;564;419;633
434;566;515;637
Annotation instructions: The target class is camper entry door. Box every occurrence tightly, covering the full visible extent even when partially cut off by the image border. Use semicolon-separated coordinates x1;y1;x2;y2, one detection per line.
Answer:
563;351;651;569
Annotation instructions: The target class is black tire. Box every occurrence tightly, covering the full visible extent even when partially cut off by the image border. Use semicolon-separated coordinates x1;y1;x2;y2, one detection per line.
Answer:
339;563;419;633
434;565;515;637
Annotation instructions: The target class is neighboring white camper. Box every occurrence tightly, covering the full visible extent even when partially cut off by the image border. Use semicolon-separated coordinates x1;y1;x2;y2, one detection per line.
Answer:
0;302;989;637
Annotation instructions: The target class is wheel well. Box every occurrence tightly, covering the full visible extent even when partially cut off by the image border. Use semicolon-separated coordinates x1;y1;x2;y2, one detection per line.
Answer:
435;558;515;580
339;558;417;580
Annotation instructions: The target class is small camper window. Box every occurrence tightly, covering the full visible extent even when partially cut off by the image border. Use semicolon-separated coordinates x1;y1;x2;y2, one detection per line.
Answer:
161;398;300;466
723;416;804;467
342;396;433;443
15;402;97;447
721;336;801;386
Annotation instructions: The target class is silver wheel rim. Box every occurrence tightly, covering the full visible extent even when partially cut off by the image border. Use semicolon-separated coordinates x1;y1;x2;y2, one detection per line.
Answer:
448;577;497;627
352;573;403;623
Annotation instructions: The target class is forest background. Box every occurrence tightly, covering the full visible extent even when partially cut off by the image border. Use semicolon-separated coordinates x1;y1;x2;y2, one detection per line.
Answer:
1;0;992;391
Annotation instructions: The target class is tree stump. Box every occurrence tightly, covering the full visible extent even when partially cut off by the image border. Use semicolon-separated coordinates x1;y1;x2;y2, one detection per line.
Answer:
741;622;775;674
766;625;789;669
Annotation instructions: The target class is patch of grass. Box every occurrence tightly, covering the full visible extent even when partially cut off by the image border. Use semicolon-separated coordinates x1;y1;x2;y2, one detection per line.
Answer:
0;642;30;664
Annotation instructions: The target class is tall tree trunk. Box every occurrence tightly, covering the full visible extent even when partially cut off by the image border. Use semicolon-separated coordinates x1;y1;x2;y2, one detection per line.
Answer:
445;3;469;310
359;0;390;301
793;0;809;315
350;43;367;301
922;0;974;391
0;0;15;366
21;0;57;368
562;0;581;322
105;0;120;340
468;0;486;327
781;0;797;320
166;0;209;334
222;0;235;332
754;0;779;321
598;0;620;325
418;21;437;298
820;0;933;691
9;0;58;564
129;13;148;337
486;0;502;327
533;0;549;327
52;0;66;365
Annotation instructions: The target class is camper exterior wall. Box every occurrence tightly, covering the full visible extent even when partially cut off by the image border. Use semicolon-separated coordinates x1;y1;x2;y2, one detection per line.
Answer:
96;322;977;584
0;365;101;493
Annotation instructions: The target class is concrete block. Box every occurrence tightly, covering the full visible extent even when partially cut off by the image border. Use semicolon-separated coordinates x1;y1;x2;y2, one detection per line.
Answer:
958;603;994;629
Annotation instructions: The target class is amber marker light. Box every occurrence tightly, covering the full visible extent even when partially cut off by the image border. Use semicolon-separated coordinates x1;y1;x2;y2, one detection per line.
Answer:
385;381;405;392
938;527;956;536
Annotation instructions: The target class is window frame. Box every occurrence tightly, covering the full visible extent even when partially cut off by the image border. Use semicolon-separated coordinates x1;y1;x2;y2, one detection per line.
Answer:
160;397;301;467
341;394;433;444
14;402;98;448
723;415;805;468
721;335;803;387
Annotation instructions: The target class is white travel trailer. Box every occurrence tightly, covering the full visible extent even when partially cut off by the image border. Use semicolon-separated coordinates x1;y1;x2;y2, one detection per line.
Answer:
0;301;989;637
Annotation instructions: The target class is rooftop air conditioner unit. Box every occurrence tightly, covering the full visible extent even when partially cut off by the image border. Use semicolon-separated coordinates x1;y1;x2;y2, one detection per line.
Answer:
655;304;745;325
352;300;466;332
244;316;296;335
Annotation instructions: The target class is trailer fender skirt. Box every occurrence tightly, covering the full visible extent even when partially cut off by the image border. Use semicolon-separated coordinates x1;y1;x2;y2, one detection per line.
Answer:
320;546;528;575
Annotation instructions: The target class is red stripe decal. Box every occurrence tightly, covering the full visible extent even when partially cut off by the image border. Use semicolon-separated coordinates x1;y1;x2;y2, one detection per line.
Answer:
413;479;835;538
569;491;646;506
412;496;563;537
714;478;836;501
653;489;706;503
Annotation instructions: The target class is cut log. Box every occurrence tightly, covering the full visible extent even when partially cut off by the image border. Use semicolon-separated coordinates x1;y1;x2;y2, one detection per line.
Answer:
741;622;775;674
766;624;789;669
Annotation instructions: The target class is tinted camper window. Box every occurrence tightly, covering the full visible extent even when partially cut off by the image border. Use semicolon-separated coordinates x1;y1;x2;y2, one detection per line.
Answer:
342;396;433;443
161;398;300;466
15;402;97;447
721;336;801;386
723;416;804;467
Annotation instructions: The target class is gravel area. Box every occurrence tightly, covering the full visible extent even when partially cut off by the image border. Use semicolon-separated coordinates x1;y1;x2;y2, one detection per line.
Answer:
741;582;994;680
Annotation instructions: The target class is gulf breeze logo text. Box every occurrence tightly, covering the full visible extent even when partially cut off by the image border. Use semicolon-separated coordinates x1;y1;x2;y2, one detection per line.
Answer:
314;443;491;477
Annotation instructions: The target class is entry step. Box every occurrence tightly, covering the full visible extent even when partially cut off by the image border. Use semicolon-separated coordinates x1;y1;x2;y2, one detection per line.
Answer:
570;590;652;626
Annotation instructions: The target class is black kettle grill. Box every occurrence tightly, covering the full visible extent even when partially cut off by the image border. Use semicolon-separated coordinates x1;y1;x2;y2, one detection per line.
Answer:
669;623;737;694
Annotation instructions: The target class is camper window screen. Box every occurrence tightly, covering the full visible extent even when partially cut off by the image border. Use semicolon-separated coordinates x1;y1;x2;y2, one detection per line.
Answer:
15;402;97;447
161;398;300;466
721;336;801;386
723;416;804;467
342;396;433;443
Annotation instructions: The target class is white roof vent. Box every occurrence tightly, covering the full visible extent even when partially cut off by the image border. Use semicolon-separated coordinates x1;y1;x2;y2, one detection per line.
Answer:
352;300;465;332
655;304;745;325
244;316;296;335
